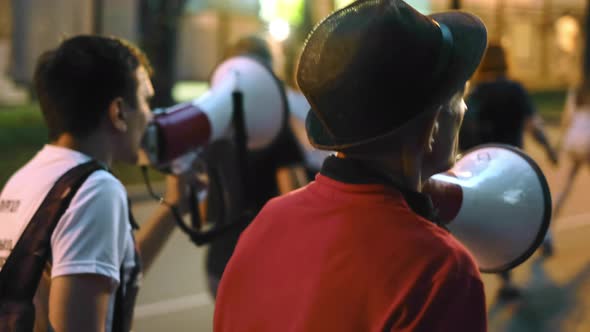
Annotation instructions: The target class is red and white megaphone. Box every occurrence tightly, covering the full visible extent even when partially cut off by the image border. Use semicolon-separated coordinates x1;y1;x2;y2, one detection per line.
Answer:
140;56;287;170
424;144;552;273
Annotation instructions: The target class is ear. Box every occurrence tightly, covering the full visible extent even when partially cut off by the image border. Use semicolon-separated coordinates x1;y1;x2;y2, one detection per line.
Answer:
424;109;441;154
108;97;127;132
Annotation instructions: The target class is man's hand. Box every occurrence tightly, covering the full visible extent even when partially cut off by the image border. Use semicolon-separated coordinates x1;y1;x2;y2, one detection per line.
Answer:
163;172;206;215
137;170;207;272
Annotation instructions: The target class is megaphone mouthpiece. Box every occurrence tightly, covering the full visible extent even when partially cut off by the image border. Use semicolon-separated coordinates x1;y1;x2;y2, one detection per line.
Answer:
423;174;463;224
143;103;212;164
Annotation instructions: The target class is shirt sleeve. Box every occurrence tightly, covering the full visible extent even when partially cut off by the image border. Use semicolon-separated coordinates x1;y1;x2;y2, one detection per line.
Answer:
514;82;536;118
49;170;129;285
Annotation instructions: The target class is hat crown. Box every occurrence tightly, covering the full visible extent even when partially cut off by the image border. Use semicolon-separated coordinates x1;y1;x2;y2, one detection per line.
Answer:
297;0;449;142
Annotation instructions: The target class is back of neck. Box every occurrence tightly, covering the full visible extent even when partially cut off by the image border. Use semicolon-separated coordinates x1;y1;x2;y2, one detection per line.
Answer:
53;132;112;167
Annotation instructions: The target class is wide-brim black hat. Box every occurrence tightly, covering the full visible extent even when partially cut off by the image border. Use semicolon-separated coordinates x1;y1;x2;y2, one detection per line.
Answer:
297;0;488;152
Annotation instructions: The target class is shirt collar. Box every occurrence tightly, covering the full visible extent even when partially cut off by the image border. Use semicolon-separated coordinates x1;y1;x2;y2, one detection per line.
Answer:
43;144;110;171
320;155;442;224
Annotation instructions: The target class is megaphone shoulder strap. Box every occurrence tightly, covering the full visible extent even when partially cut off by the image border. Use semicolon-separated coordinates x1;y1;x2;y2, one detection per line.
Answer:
0;160;104;300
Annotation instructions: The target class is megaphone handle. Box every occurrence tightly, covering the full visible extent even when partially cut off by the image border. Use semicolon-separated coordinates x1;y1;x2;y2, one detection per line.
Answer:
141;166;249;246
189;183;202;229
232;90;251;205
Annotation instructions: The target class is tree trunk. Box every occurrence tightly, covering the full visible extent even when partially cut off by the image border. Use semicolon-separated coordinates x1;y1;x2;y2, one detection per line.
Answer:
139;0;187;108
451;0;461;10
93;0;104;34
541;0;552;79
10;0;32;86
495;0;505;41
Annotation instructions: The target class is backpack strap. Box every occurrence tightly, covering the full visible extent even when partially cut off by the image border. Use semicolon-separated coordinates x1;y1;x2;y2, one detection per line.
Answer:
0;160;105;300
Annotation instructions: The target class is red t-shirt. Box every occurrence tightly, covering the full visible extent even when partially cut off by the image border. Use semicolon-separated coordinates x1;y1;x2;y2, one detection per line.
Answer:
214;174;487;332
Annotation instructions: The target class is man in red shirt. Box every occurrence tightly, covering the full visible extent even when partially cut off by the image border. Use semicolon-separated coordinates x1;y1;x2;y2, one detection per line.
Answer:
214;0;488;331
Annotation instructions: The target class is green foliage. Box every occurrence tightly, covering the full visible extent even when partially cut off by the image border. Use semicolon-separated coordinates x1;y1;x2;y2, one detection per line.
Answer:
0;103;163;187
0;90;568;187
0;104;46;187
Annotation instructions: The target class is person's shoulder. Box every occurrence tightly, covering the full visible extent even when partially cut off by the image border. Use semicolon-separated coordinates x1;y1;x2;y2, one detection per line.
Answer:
475;77;521;90
75;170;126;203
413;226;480;279
437;234;479;279
497;78;529;95
51;169;129;256
260;185;310;212
84;170;124;190
245;185;313;230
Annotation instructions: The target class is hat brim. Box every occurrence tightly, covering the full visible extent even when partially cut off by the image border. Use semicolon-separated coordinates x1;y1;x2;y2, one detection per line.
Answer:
306;11;488;152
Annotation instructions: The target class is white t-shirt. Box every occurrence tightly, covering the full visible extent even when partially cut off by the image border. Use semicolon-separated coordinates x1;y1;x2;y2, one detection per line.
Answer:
0;145;138;332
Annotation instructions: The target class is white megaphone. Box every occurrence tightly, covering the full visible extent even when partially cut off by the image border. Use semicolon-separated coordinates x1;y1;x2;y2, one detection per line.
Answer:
424;144;552;273
140;56;287;170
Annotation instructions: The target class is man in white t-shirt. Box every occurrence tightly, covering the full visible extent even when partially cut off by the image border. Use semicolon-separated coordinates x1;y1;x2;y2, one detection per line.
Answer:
0;35;194;332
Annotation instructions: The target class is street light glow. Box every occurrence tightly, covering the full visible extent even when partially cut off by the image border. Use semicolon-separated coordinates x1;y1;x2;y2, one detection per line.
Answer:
269;19;290;42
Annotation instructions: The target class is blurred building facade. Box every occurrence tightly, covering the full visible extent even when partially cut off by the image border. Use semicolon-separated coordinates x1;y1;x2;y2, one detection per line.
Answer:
0;0;27;104
431;0;586;89
3;0;588;90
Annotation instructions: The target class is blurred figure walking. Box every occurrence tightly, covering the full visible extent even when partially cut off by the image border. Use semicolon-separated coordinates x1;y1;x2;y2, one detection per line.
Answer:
204;35;307;298
553;81;590;234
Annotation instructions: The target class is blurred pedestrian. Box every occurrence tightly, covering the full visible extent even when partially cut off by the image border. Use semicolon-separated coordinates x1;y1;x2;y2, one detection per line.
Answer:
552;81;590;236
204;35;307;298
459;43;557;162
0;35;196;332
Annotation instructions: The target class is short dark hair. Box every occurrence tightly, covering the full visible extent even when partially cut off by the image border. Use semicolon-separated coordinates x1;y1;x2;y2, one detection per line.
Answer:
223;35;273;68
34;35;152;140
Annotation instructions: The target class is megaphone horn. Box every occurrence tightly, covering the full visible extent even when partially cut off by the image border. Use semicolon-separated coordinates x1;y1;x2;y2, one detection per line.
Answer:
424;144;552;273
140;56;287;169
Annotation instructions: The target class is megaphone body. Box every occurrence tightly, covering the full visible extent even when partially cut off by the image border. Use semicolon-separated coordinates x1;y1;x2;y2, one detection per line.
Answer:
424;144;551;273
140;56;287;170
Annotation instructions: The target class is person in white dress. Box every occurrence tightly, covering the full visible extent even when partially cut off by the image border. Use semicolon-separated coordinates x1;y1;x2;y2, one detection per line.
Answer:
553;81;590;226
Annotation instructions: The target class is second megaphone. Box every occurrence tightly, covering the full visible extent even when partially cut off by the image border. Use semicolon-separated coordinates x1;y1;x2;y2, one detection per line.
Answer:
140;56;287;170
424;144;552;273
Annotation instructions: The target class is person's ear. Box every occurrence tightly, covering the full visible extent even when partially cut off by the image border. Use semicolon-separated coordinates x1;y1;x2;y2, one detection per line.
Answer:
108;97;127;132
424;109;441;154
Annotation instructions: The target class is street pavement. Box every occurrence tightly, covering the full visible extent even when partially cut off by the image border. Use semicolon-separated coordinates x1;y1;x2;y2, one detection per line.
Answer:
129;126;590;332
